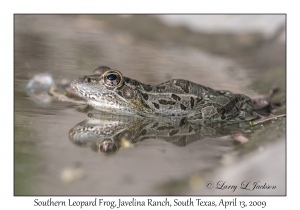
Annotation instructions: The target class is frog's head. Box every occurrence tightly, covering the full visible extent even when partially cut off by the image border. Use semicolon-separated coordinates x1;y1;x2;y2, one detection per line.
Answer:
71;66;149;115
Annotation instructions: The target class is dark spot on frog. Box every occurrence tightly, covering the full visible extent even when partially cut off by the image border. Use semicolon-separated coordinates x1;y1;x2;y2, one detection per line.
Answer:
169;129;179;136
124;77;130;83
188;126;193;133
175;80;190;93
151;122;159;128
180;104;187;110
140;129;147;136
141;84;152;92
140;92;149;100
117;91;123;97
190;97;194;108
196;98;203;105
179;118;186;127
159;100;175;105
222;104;234;114
141;99;151;109
157;126;174;130
171;94;181;101
127;79;138;86
153;102;160;109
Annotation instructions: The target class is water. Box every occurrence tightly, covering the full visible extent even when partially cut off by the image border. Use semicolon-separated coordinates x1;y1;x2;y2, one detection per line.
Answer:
14;15;286;195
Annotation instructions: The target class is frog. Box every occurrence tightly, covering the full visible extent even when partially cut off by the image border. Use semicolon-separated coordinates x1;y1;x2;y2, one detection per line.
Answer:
71;66;259;125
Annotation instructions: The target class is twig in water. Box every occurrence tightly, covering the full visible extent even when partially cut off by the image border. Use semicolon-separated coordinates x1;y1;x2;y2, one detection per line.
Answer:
49;87;87;105
250;114;286;126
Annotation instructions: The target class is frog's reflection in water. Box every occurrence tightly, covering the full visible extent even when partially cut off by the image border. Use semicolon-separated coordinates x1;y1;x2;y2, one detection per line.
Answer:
69;113;250;155
91;139;119;155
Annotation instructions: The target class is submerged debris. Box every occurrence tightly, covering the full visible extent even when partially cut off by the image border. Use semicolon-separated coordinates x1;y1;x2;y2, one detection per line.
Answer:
252;87;284;116
26;73;86;105
232;133;249;143
61;166;85;183
26;73;55;105
49;87;86;105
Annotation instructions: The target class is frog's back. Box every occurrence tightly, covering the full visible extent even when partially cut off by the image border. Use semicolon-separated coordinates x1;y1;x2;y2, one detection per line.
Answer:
124;78;222;117
126;78;220;97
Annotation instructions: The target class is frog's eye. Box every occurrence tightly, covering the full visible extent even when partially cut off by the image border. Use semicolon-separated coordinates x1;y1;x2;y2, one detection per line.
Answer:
92;139;118;155
99;142;118;155
103;71;122;87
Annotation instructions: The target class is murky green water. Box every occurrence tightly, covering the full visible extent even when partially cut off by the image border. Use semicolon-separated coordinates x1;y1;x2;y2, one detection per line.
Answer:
14;15;286;195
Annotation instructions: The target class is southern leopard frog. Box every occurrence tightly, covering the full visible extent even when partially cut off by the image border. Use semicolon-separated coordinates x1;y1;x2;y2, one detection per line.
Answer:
71;66;258;124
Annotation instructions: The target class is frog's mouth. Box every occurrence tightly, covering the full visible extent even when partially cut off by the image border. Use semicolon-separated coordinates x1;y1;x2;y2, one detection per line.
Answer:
71;78;101;100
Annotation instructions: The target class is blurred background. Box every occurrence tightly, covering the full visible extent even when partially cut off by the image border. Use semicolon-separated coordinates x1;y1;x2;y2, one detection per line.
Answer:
14;15;285;195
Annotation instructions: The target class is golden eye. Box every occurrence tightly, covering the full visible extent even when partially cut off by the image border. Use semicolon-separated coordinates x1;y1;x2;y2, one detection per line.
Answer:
103;71;122;87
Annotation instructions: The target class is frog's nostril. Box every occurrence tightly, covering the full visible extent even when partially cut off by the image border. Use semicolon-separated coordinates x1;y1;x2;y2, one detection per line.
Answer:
83;76;91;83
